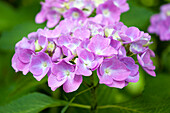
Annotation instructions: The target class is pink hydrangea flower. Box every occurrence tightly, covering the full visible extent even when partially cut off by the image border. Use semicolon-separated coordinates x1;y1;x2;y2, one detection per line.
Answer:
96;0;121;25
112;0;129;13
137;49;156;76
63;8;86;20
130;33;152;54
30;52;52;81
36;0;129;28
120;27;143;44
97;57;131;88
148;3;170;41
119;57;139;83
87;35;117;57
12;37;35;75
75;47;103;76
12;14;156;92
35;0;63;28
48;60;82;93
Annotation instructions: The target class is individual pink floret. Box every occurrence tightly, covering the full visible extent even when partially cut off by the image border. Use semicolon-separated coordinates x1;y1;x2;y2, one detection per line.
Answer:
30;52;52;81
48;60;82;93
97;57;131;88
87;35;117;57
96;0;121;25
148;3;170;41
137;49;156;77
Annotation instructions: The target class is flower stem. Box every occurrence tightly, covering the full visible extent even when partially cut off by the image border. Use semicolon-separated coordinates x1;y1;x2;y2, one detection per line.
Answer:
90;72;98;113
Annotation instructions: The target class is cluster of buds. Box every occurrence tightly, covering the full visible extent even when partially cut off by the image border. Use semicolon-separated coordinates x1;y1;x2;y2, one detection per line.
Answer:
36;0;129;27
148;3;170;41
12;17;156;93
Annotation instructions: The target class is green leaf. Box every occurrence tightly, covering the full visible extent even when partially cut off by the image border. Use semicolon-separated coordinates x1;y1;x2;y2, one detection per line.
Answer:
0;92;91;113
0;73;47;105
0;92;68;113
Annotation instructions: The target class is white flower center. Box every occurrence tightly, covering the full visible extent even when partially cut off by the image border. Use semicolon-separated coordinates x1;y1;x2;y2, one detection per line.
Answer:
84;60;91;66
104;68;111;75
96;49;102;55
166;11;170;16
72;12;79;19
42;62;47;67
64;70;70;76
112;31;121;40
103;9;110;17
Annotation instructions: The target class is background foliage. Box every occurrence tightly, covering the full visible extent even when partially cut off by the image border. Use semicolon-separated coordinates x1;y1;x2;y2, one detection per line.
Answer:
0;0;170;113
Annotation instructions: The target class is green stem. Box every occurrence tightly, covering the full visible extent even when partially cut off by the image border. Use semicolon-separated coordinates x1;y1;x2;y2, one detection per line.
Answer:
97;105;141;113
70;103;91;109
61;86;94;113
90;72;98;113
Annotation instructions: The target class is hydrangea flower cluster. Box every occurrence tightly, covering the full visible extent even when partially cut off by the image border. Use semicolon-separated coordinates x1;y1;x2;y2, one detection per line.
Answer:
12;17;156;93
148;3;170;41
36;0;129;28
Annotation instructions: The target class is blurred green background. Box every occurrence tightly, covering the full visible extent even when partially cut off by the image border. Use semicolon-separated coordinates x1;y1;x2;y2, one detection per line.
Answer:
0;0;170;113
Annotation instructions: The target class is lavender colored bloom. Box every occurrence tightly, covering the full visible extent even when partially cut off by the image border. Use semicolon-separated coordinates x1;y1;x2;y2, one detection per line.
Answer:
15;37;35;51
94;0;129;13
75;48;103;76
12;1;157;93
35;1;64;28
104;22;126;38
30;52;52;81
120;27;143;44
130;33;152;54
118;46;127;57
12;49;34;75
69;0;86;9
109;38;121;50
137;49;156;76
12;37;35;75
56;19;79;35
120;57;139;83
28;28;59;54
96;0;121;25
159;18;170;41
36;0;129;28
148;3;170;41
160;3;170;20
97;57;131;88
73;27;90;40
57;35;82;56
52;47;62;61
148;14;161;35
69;0;95;16
86;21;104;37
113;0;129;13
87;35;117;57
37;27;60;39
63;8;86;20
48;60;82;93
